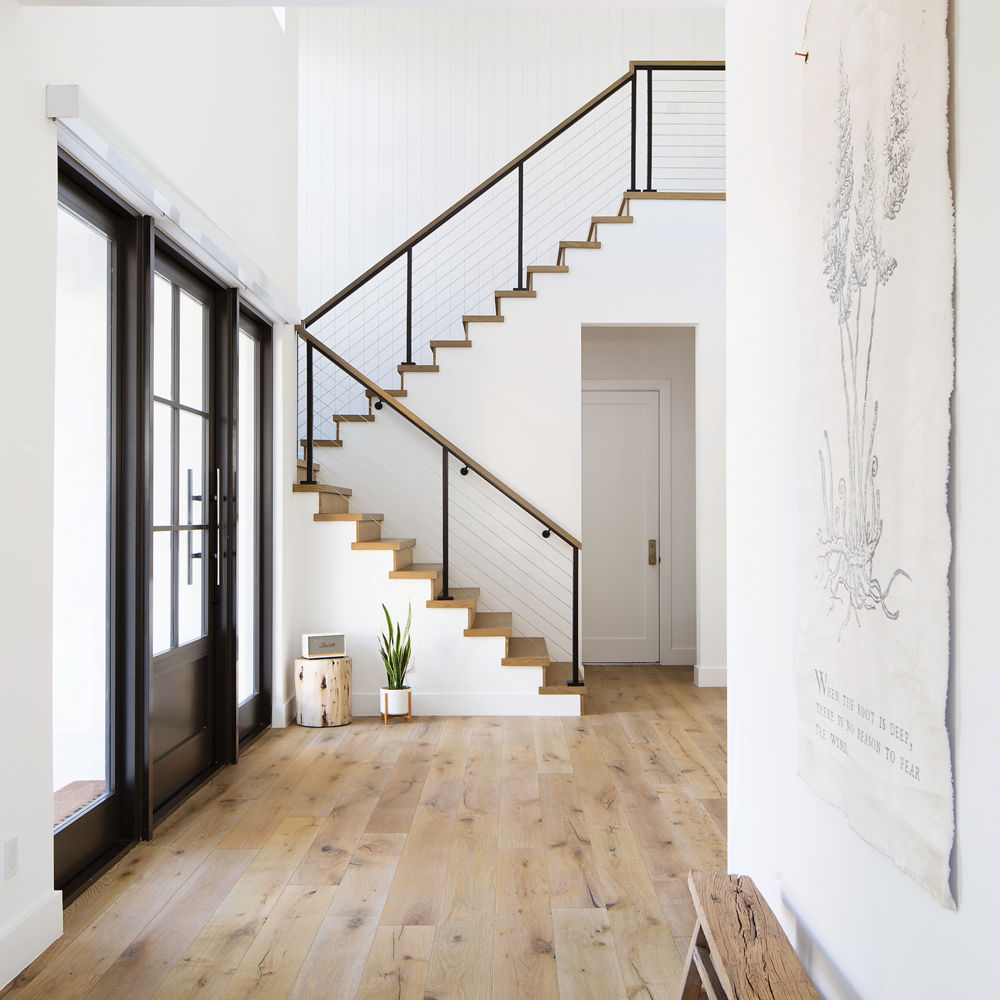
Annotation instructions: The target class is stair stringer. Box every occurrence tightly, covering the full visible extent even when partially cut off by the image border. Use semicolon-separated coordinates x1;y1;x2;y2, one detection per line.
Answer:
286;490;581;717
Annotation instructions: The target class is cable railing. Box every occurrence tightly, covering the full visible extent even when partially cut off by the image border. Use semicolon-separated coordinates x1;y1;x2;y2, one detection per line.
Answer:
298;327;584;684
299;61;725;426
298;61;725;689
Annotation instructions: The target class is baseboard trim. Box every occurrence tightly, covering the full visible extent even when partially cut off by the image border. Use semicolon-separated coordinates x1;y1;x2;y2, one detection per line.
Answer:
694;665;727;688
354;691;581;718
272;693;295;728
0;890;63;991
664;647;697;666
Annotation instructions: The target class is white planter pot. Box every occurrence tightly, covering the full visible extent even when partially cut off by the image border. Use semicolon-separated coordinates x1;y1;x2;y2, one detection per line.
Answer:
380;686;411;718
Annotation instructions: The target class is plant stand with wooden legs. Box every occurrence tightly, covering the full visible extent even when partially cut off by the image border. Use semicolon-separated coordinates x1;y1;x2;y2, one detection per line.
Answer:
380;687;412;725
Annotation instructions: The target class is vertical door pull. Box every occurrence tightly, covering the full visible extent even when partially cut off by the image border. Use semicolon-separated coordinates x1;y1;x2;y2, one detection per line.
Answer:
215;468;222;586
186;468;204;584
648;539;657;566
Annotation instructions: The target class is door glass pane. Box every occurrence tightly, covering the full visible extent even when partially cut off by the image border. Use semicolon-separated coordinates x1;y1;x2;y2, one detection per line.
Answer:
179;290;206;410
237;330;258;704
153;274;173;399
152;531;173;656
179;411;206;525
178;529;206;646
53;203;111;828
153;267;212;662
153;401;173;526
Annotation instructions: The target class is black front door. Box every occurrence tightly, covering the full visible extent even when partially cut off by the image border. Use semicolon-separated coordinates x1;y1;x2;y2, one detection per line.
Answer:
149;254;224;812
53;157;272;894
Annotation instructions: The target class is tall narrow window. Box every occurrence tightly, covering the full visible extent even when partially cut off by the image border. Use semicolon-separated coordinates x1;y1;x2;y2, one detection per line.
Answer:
236;327;259;707
235;310;271;742
52;201;112;828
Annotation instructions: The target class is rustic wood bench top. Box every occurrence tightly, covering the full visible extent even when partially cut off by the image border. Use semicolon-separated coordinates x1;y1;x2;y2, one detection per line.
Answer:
678;871;824;1000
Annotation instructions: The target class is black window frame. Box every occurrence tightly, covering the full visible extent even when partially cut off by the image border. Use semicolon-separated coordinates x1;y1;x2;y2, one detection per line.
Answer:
235;305;274;746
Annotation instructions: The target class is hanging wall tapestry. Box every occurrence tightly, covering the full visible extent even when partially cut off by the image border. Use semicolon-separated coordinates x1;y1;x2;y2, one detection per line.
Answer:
795;0;955;907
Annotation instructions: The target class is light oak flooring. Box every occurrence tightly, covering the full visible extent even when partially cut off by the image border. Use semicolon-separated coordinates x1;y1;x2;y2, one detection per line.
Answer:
4;665;727;1000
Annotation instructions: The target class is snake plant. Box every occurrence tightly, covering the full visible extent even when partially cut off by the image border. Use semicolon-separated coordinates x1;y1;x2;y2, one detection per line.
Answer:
378;602;412;690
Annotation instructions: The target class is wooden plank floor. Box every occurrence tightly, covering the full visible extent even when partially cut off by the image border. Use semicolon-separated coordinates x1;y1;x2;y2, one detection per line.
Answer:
3;665;726;1000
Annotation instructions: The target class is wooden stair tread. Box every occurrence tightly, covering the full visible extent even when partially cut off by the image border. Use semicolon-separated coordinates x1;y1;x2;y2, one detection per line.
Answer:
539;662;588;695
502;636;549;666
351;538;415;551
461;314;504;324
299;439;343;448
314;512;383;523
464;612;513;638
365;388;407;398
329;414;374;423
592;215;633;224
388;563;442;579
292;483;352;496
429;340;472;349
526;265;569;274
427;587;480;609
495;289;537;299
397;364;439;373
559;240;601;249
623;191;726;201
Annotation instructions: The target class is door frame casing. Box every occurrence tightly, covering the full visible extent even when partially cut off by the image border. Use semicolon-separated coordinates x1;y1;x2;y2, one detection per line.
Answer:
582;378;693;666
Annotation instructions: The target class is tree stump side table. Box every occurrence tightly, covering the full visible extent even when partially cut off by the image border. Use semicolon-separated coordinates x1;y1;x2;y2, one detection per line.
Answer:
295;655;352;727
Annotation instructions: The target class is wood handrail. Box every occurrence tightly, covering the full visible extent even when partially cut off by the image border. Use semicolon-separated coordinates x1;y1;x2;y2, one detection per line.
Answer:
297;326;582;550
628;60;725;70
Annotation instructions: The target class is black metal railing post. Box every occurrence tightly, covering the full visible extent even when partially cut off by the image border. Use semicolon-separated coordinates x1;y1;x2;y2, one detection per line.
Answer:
405;247;413;365
441;446;453;600
569;546;583;686
304;342;316;485
515;163;525;290
646;69;655;192
629;71;638;191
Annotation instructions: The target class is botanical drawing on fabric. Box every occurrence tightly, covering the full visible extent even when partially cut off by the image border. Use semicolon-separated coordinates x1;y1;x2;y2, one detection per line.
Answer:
817;54;911;626
797;0;954;908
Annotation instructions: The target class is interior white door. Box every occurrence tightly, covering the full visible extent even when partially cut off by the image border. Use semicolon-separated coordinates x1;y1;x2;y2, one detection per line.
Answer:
582;389;660;662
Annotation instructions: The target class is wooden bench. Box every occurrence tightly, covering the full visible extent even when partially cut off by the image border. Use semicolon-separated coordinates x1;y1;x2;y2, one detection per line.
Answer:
678;871;823;1000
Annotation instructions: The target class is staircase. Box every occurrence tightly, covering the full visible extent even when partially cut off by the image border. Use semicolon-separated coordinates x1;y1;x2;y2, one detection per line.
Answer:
291;459;585;715
306;192;707;434
293;62;725;716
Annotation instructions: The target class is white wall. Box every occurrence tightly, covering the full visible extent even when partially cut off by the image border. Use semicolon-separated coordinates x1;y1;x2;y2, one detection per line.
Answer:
727;0;999;995
582;326;697;665
0;4;298;988
297;6;725;310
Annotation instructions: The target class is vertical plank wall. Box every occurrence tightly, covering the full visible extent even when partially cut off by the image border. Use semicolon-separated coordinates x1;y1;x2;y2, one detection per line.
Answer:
297;7;725;309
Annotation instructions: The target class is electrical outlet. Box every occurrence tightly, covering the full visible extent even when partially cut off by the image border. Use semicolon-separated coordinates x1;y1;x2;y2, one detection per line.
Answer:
3;837;18;880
